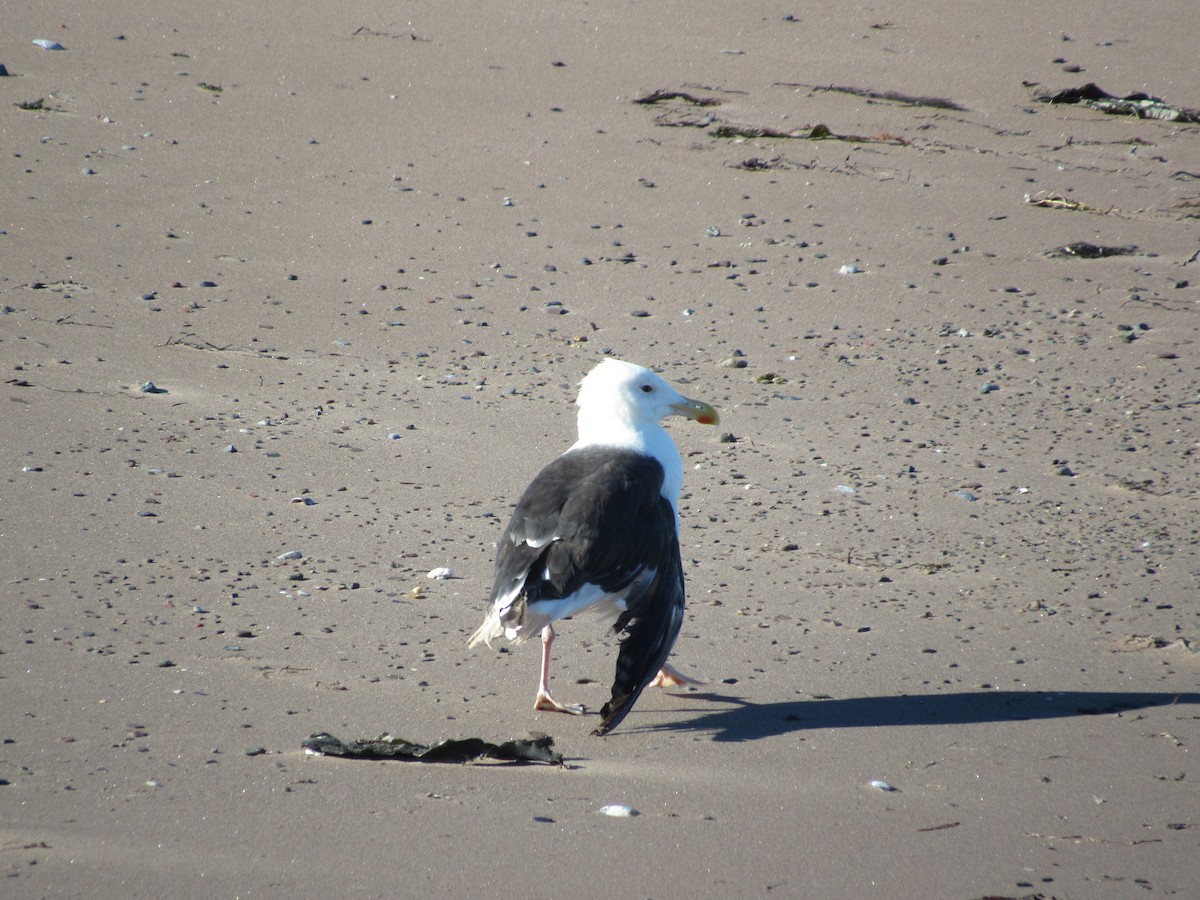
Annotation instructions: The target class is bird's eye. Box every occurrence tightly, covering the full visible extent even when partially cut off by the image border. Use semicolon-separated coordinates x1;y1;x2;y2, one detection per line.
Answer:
640;384;654;393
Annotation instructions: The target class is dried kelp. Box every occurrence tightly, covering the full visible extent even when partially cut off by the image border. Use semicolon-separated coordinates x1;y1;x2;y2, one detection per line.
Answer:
302;731;564;765
711;122;907;145
1033;83;1200;124
730;156;785;171
1045;243;1137;259
775;82;966;111
1024;191;1113;214
633;88;722;107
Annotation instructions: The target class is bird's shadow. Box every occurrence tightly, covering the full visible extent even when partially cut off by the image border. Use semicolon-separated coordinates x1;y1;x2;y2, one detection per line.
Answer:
633;689;1200;742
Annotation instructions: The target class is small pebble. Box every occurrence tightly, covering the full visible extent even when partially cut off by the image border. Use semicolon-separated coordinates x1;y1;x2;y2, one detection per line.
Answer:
953;491;978;502
224;444;237;453
427;567;453;580
835;485;856;495
277;550;303;560
838;263;862;275
155;659;175;668
140;381;167;394
706;226;721;237
244;746;267;757
869;779;899;792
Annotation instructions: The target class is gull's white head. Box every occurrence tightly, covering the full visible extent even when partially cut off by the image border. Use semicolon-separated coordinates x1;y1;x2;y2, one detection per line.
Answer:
574;359;718;448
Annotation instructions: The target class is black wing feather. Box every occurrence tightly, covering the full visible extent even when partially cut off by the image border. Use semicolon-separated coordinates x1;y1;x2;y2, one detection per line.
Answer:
593;533;684;735
490;447;674;606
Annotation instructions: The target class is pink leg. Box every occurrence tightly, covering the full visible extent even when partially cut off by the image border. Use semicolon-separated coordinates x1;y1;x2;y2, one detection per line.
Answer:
533;625;585;715
650;661;708;688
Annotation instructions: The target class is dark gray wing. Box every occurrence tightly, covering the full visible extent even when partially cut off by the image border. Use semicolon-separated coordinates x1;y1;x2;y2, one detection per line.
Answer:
490;447;674;610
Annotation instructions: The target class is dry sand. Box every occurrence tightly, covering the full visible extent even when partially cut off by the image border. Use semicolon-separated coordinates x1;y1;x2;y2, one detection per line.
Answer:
2;2;1198;897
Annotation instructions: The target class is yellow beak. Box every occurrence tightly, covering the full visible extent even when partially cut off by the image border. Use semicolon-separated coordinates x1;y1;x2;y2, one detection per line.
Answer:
670;397;719;427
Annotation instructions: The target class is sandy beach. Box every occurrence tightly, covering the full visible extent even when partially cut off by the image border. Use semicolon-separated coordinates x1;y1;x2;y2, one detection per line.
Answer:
2;2;1198;896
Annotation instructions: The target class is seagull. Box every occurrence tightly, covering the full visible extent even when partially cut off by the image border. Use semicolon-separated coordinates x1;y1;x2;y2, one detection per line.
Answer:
469;358;718;734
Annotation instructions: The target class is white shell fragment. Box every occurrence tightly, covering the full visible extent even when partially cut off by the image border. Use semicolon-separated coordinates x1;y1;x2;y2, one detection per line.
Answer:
277;550;303;560
598;804;639;817
426;566;453;580
839;263;863;275
33;39;67;50
868;779;899;792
